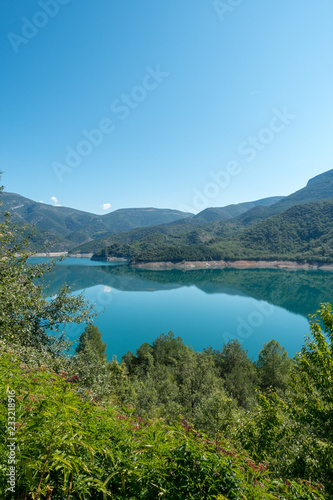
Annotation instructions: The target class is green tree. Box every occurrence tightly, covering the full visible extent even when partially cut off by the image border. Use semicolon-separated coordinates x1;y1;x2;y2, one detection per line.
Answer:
75;324;107;363
151;331;188;366
0;178;95;358
257;339;292;392
287;303;333;491
236;304;333;496
214;340;258;408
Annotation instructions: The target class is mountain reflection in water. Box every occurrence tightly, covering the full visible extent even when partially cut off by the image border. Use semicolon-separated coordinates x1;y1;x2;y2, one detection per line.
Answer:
32;258;333;360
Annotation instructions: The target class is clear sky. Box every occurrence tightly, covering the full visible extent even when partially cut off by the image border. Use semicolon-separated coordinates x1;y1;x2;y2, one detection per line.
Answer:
1;1;333;214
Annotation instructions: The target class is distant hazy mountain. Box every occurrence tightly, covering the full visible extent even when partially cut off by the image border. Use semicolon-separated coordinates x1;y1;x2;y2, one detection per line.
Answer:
101;207;194;232
0;192;193;251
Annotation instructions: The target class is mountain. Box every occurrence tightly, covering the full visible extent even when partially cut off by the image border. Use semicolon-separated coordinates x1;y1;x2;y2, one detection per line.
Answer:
71;196;284;254
234;198;333;261
86;169;333;261
1;193;110;249
3;168;333;260
0;192;193;251
235;169;333;226
193;196;283;223
101;207;194;231
90;198;333;264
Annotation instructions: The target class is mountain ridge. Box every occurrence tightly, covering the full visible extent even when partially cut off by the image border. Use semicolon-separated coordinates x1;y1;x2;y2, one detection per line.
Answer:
0;192;194;251
2;168;333;261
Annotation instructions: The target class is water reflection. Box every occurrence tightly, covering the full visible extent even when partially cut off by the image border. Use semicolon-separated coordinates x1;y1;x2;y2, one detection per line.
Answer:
32;258;333;359
42;259;333;319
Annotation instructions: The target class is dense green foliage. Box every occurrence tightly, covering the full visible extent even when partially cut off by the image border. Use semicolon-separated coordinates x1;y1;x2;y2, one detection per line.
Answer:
2;345;326;499
75;324;107;364
91;198;333;263
1;305;332;498
0;200;95;354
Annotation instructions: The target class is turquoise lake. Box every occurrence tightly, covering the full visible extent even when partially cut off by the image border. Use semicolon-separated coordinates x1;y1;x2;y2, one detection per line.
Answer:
31;257;333;361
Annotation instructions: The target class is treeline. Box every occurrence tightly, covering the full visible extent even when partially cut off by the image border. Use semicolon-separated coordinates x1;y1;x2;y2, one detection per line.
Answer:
118;333;291;424
71;320;333;496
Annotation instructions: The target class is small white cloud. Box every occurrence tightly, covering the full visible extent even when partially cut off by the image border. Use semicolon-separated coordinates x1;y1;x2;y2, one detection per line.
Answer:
101;203;111;210
39;200;45;204
103;286;112;293
51;196;61;207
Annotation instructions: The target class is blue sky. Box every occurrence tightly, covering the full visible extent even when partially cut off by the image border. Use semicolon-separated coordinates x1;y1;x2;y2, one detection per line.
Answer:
1;0;333;214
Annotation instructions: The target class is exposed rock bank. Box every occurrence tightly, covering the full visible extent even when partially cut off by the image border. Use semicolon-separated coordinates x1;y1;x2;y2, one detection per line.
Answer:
130;260;333;271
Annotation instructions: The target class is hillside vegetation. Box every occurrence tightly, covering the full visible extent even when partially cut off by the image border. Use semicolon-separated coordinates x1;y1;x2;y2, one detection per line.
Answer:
74;169;333;256
91;199;333;263
70;197;280;255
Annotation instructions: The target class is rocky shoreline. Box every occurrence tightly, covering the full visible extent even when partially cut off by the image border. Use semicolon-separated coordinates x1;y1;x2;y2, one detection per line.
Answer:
31;254;333;271
32;252;94;258
129;260;333;271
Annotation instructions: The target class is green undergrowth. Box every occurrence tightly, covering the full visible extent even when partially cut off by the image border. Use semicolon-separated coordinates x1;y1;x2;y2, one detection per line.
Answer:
0;348;324;500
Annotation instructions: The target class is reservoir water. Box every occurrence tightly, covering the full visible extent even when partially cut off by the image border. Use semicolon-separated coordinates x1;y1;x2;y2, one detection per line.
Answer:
31;257;333;361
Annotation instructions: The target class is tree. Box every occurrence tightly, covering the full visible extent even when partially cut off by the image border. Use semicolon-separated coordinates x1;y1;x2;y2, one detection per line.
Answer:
256;339;292;392
237;304;333;495
151;331;188;367
287;303;333;491
0;178;95;357
75;324;107;363
291;303;333;439
214;340;258;408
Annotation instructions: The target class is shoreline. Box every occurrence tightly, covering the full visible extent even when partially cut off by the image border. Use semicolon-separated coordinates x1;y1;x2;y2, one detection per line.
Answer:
32;252;94;258
129;260;333;271
31;254;333;272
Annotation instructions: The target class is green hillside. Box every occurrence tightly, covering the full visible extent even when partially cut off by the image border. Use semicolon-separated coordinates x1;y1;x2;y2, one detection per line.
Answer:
1;344;326;499
3;169;333;257
235;168;333;226
71;197;282;254
78;169;333;257
1;193;193;251
91;199;333;263
102;207;194;231
194;196;283;222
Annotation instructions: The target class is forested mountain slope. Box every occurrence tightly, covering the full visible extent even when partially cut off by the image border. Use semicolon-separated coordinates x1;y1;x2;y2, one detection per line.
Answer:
75;169;333;256
235;168;333;226
1;192;193;251
191;196;283;222
92;199;333;263
71;196;283;254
